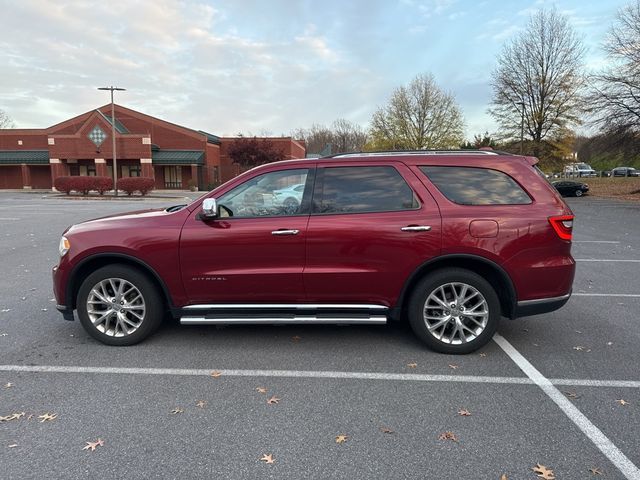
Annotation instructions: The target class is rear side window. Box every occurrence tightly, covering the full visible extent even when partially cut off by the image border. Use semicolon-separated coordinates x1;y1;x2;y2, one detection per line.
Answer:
419;166;531;205
316;166;418;214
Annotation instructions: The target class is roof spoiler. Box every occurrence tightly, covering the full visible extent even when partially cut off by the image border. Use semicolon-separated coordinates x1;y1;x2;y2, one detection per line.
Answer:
524;155;539;166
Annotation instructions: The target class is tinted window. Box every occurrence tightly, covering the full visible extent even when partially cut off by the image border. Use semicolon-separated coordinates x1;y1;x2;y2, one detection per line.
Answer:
317;166;418;214
217;169;309;217
420;166;531;205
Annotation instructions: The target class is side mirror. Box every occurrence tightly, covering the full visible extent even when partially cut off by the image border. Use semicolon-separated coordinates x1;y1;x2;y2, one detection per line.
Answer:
201;198;218;219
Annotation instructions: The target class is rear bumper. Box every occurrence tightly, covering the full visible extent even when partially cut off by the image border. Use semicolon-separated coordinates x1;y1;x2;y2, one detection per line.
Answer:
514;292;571;318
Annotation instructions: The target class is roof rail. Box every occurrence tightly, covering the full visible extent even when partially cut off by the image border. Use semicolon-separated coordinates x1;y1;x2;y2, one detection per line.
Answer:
323;149;505;158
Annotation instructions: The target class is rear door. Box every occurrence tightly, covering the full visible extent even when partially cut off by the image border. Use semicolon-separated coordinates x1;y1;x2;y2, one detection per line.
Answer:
303;162;442;306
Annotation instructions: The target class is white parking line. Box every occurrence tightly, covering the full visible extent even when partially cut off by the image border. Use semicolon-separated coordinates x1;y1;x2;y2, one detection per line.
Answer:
573;241;621;244
575;259;640;263
494;334;640;480
0;364;639;388
573;293;640;298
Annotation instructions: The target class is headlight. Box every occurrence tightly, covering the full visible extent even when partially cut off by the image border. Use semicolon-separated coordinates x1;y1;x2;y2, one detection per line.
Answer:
59;236;70;257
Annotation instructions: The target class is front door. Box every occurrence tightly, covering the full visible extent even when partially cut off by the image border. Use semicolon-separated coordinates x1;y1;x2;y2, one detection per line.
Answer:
180;167;313;304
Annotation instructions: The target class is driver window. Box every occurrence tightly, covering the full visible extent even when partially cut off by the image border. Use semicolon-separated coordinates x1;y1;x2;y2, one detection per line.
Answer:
217;169;309;218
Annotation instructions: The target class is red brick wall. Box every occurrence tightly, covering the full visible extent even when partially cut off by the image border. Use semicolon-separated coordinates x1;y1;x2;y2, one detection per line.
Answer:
0;131;49;149
0;166;23;188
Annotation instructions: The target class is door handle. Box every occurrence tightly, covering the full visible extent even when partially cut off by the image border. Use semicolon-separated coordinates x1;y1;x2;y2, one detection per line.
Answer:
401;225;432;232
271;229;300;236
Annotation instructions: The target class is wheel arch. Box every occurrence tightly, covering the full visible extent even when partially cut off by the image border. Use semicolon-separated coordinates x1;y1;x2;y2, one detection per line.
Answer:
394;254;517;321
66;253;174;313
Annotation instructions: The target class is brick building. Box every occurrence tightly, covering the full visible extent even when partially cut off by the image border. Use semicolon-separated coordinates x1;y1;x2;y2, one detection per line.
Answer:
0;104;306;190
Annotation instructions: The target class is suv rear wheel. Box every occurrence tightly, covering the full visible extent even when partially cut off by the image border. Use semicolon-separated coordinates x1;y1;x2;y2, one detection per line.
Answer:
76;264;163;346
408;268;500;354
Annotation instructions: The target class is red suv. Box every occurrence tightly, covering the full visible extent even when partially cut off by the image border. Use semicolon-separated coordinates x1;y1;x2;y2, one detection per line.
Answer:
52;151;575;354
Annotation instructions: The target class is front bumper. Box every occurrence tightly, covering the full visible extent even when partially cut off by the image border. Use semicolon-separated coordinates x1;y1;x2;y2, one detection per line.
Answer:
56;304;75;321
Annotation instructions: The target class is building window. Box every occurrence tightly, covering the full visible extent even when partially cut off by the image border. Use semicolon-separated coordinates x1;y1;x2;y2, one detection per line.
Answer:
121;165;141;177
164;166;182;188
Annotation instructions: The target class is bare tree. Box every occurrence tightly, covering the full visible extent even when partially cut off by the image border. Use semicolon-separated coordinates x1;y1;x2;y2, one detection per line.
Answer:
489;9;585;157
368;73;465;150
0;109;15;129
590;1;640;132
292;119;367;155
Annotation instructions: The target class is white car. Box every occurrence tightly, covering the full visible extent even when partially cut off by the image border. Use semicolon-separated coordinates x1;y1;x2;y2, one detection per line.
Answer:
564;163;597;177
272;183;305;208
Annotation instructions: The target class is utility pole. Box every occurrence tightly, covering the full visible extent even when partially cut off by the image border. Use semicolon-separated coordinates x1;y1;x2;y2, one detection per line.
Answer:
98;86;126;196
517;100;525;155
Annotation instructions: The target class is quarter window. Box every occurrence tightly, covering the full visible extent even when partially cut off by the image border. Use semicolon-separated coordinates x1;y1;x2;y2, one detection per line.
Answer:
420;166;531;205
316;166;418;214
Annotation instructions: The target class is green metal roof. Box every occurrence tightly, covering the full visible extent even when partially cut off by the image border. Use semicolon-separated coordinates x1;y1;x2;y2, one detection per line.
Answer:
152;149;204;165
0;150;49;164
97;110;129;133
198;130;221;145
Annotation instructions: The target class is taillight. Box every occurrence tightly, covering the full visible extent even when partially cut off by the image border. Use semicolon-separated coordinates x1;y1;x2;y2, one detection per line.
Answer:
549;215;574;241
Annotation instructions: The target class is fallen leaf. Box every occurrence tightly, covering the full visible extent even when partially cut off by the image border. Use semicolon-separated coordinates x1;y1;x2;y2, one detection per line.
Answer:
589;467;603;475
479;353;487;357
259;453;275;464
256;387;267;394
380;427;394;434
267;396;280;405
564;391;579;399
210;370;222;378
38;412;57;422
335;434;348;444
448;364;459;370
1;309;11;313
196;400;206;408
532;463;555;479
500;475;508;480
5;383;13;388
0;412;25;422
291;335;301;342
170;407;184;414
575;330;582;334
8;444;18;448
406;363;417;368
438;431;458;442
617;399;629;406
457;409;471;416
532;343;539;347
82;438;104;452
573;346;586;351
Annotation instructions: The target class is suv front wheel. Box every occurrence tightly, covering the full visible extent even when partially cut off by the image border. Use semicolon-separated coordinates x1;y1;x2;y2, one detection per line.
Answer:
408;268;500;354
76;264;163;346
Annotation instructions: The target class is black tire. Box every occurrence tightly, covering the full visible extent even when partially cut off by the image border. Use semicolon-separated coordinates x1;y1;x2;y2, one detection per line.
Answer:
76;264;163;346
407;268;500;354
574;189;583;197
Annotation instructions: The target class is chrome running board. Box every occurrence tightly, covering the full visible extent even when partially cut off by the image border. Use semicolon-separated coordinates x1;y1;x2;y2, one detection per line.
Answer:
178;304;388;326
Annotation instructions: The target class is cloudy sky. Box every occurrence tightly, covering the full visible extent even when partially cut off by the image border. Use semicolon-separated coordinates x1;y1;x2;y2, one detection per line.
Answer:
0;0;628;139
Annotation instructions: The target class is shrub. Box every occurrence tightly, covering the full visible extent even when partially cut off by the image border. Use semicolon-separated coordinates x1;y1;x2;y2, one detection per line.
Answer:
68;176;94;195
117;177;155;196
54;176;73;194
93;176;113;195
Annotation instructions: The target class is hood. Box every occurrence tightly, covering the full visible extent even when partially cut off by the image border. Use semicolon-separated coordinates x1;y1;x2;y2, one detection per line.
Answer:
66;207;179;234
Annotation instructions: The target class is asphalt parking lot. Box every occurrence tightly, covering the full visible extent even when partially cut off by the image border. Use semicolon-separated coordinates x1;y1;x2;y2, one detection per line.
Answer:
0;192;638;479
